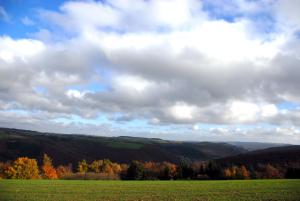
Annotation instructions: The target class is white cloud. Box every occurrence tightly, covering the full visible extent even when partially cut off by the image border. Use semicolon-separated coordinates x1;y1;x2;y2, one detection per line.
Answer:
276;126;300;136
0;37;45;63
193;124;199;130
113;75;152;92
66;89;85;99
166;102;198;122
228;101;260;122
226;102;279;123
40;0;205;33
1;0;300;143
261;104;278;117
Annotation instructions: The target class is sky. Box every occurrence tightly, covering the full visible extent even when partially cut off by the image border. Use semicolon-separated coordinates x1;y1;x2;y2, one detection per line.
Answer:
0;0;300;144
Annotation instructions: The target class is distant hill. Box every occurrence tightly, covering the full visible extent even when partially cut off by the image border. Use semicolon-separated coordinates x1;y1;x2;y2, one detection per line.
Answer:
215;145;300;168
0;127;246;167
226;141;289;151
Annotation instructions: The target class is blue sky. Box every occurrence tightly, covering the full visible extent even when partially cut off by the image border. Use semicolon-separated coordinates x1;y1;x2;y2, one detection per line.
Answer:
0;0;61;37
0;0;300;144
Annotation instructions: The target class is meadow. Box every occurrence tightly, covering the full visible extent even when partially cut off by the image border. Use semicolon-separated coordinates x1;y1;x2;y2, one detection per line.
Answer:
0;179;300;201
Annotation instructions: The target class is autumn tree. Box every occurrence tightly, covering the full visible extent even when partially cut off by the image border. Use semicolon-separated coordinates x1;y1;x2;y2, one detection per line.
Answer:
143;161;160;179
90;160;102;173
264;164;281;179
236;165;250;179
56;164;73;178
0;162;15;179
5;166;17;179
161;162;177;180
89;159;123;175
11;157;40;179
111;163;122;174
42;154;58;179
77;160;88;173
223;168;233;179
120;164;129;179
101;159;114;174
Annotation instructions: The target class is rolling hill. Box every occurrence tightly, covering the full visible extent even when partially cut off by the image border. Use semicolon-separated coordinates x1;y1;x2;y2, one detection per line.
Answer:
0;127;246;167
226;141;289;151
215;145;300;168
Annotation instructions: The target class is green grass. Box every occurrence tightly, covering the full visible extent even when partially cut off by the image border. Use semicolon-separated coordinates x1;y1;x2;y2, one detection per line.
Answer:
0;179;299;201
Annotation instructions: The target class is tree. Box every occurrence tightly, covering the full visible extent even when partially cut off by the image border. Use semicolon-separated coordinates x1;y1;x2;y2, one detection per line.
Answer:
285;167;300;179
223;168;233;179
42;154;58;179
56;164;73;178
101;159;114;174
236;165;249;179
264;164;281;179
120;164;129;179
177;159;194;179
90;160;102;173
89;159;121;174
112;163;122;174
126;161;144;180
5;166;17;179
161;162;177;180
12;157;40;179
0;162;13;179
142;161;160;180
205;161;222;179
77;160;88;173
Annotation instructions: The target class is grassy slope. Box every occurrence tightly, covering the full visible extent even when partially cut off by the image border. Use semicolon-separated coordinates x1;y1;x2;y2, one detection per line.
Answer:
0;180;300;201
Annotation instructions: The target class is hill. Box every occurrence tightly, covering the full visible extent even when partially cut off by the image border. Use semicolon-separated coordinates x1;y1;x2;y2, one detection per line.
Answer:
0;127;245;167
215;145;300;168
226;141;289;151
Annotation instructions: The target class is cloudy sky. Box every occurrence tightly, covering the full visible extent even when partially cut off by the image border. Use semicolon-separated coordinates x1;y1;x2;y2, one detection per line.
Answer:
0;0;300;144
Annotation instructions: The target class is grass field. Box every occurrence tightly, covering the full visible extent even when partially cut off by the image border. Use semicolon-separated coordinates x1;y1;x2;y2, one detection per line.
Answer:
0;179;300;201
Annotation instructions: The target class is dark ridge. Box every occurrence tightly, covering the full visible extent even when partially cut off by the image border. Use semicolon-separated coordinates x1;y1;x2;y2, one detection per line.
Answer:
0;127;246;167
215;145;300;168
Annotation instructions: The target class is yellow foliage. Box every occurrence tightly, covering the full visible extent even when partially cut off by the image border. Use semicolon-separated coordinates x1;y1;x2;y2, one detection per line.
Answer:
12;157;40;179
77;160;88;173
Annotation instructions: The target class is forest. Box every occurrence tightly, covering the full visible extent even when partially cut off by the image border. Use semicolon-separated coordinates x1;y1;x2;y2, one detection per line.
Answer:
1;154;299;180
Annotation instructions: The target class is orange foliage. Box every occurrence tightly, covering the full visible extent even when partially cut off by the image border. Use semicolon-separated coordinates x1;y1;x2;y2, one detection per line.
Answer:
223;168;233;179
162;162;177;179
0;162;12;179
223;166;249;179
5;166;17;179
262;164;282;179
42;154;57;179
42;165;58;179
238;165;250;179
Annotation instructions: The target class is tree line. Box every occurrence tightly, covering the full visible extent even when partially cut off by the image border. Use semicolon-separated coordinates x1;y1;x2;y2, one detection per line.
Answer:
0;154;299;180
